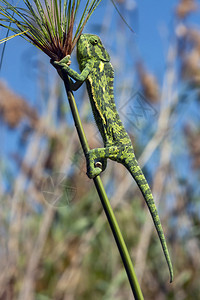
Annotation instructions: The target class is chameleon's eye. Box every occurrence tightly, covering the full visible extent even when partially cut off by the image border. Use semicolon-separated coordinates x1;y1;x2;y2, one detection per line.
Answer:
91;38;98;45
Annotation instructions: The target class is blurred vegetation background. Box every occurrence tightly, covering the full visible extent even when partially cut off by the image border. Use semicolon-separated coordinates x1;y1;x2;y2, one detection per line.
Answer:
0;0;200;299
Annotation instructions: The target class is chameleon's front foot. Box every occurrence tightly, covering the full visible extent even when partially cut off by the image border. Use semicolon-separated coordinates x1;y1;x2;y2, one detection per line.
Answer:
86;152;105;179
50;55;71;68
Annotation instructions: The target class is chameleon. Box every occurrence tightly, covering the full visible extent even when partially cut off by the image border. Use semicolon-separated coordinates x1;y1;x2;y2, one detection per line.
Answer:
51;33;173;282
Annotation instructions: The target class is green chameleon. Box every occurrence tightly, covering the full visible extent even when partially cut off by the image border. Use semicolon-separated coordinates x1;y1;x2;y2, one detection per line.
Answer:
51;34;173;282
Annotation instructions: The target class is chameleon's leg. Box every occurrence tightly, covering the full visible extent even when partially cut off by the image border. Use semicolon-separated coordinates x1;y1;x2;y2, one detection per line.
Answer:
51;56;94;82
51;56;94;91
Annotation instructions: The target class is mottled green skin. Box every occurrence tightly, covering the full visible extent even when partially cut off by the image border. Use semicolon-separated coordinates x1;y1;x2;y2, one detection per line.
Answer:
52;34;173;282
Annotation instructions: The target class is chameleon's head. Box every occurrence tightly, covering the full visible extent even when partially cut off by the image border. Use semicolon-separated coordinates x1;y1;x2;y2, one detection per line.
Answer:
77;34;110;63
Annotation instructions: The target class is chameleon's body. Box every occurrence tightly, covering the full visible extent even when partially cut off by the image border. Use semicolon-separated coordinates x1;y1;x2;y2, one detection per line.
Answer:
52;34;173;282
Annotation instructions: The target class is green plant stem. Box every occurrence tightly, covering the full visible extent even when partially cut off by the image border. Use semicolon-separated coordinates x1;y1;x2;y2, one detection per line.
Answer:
62;73;144;300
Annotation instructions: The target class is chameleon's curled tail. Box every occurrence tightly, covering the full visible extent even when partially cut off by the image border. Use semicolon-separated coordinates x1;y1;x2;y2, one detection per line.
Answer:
123;151;174;283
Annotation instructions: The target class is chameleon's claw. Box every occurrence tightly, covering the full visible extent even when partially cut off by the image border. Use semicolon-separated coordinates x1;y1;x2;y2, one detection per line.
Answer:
95;161;102;169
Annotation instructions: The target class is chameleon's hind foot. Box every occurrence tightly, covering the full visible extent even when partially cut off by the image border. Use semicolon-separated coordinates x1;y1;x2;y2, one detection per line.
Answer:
87;165;102;179
86;152;106;179
86;160;103;179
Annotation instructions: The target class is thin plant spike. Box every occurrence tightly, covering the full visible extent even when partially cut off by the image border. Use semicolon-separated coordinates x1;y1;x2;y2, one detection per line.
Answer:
53;0;62;40
43;0;56;38
73;0;90;40
0;29;29;43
